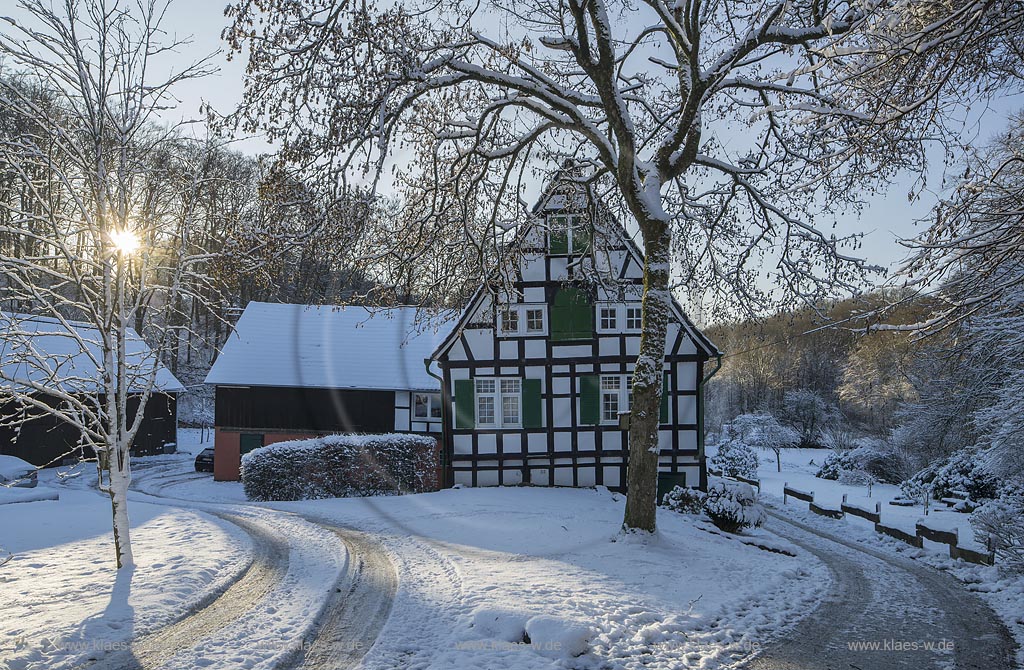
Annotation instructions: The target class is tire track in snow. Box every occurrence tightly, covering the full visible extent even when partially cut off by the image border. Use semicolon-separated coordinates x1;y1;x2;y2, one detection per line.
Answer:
286;526;397;670
74;512;290;670
741;511;1016;670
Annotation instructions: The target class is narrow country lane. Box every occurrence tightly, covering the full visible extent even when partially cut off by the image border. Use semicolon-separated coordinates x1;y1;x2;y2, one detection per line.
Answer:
743;511;1016;670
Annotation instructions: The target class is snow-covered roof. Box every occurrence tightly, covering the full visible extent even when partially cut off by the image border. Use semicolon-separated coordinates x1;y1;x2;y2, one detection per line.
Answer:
205;302;457;392
0;312;185;395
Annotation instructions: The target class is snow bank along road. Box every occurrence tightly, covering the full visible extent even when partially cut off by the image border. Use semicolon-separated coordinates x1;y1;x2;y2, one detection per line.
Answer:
75;461;397;670
743;510;1016;670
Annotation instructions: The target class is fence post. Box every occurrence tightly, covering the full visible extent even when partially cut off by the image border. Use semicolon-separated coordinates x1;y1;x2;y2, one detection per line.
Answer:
875;502;881;517
842;493;848;504
783;482;787;505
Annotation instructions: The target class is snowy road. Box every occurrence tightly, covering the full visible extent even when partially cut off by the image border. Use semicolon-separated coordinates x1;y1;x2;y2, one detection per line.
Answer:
77;511;289;670
743;510;1016;670
69;459;398;670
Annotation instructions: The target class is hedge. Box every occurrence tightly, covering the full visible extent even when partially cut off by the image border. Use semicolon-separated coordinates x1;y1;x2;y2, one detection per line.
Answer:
241;433;439;502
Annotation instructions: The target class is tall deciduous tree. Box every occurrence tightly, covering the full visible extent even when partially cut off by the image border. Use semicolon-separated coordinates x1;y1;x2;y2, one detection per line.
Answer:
225;0;1010;531
0;0;215;568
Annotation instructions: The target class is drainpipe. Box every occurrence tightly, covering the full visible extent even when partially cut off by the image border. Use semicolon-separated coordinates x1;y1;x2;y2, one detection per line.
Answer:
697;354;723;491
424;359;448;489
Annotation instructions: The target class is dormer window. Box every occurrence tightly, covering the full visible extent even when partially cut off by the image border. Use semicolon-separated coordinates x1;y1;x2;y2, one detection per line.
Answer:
548;214;592;254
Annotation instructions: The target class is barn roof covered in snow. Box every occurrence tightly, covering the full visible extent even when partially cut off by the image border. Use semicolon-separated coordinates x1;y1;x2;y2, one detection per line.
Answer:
0;312;185;395
205;302;457;392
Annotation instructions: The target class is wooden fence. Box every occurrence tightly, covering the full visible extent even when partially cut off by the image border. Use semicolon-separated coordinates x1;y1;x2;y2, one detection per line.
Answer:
775;480;995;566
706;470;996;566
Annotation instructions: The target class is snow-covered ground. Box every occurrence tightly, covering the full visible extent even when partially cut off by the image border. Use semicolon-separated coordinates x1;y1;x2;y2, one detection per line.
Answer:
273;486;829;669
0;480;251;670
723;444;1024;666
714;445;987;551
0;428;348;670
2;428;834;669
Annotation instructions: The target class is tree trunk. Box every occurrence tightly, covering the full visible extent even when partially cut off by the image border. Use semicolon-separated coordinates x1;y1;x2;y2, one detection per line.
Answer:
777;450;782;473
623;222;672;533
107;456;134;569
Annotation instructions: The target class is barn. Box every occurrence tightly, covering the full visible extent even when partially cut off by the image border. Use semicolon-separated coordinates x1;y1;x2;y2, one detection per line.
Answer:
0;313;183;467
431;182;721;493
204;303;455;481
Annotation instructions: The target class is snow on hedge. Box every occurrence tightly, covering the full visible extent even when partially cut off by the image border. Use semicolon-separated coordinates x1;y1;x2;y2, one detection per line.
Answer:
241;433;438;501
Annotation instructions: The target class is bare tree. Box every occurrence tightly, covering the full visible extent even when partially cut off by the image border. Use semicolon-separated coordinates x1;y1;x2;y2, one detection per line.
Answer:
0;0;215;568
225;0;1014;531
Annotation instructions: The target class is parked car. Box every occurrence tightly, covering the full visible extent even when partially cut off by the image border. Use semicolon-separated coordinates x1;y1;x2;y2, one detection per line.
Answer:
194;448;215;473
0;455;38;488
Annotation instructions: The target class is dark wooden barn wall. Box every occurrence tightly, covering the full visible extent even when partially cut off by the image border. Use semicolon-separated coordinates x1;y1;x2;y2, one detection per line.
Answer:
215;386;396;434
0;392;177;467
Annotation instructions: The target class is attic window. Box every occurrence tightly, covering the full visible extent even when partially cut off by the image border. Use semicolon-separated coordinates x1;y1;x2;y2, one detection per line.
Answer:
548;214;591;254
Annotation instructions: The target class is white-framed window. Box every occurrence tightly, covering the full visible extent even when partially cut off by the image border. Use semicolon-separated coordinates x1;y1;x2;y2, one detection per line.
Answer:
596;303;643;333
475;377;522;428
599;307;617;331
600;374;632;424
499;308;520;335
414;393;442;420
626;306;642;330
498;304;547;336
526;307;545;333
476;378;496;426
501;378;521;426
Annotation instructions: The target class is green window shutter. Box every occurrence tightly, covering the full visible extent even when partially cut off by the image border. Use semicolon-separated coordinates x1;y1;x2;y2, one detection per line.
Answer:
523;379;542;428
580;375;600;425
570;301;593;339
551;287;592;341
549;216;569;254
660;373;670;423
454;379;475;429
550;305;571;342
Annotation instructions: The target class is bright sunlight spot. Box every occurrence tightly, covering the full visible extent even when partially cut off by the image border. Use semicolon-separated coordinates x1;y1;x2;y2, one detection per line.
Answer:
110;229;139;255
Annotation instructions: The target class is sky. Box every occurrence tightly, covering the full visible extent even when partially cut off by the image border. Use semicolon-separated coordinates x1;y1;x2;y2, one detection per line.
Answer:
9;0;1022;289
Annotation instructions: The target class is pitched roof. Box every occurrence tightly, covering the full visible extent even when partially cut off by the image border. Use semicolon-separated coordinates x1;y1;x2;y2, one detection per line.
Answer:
432;182;721;361
205;302;458;392
0;312;184;395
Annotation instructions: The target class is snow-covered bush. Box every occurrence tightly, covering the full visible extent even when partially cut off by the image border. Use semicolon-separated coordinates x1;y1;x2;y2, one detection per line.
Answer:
899;449;1001;502
930;448;1000;501
709;441;759;479
815;450;851;480
721;412;798;472
242;433;439;501
820;426;858;452
971;489;1024;573
838;468;875;486
661;485;706;514
702;481;766;533
816;441;904;484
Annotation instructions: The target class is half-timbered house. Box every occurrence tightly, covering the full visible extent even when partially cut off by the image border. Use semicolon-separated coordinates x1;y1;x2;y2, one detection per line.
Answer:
431;183;721;493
